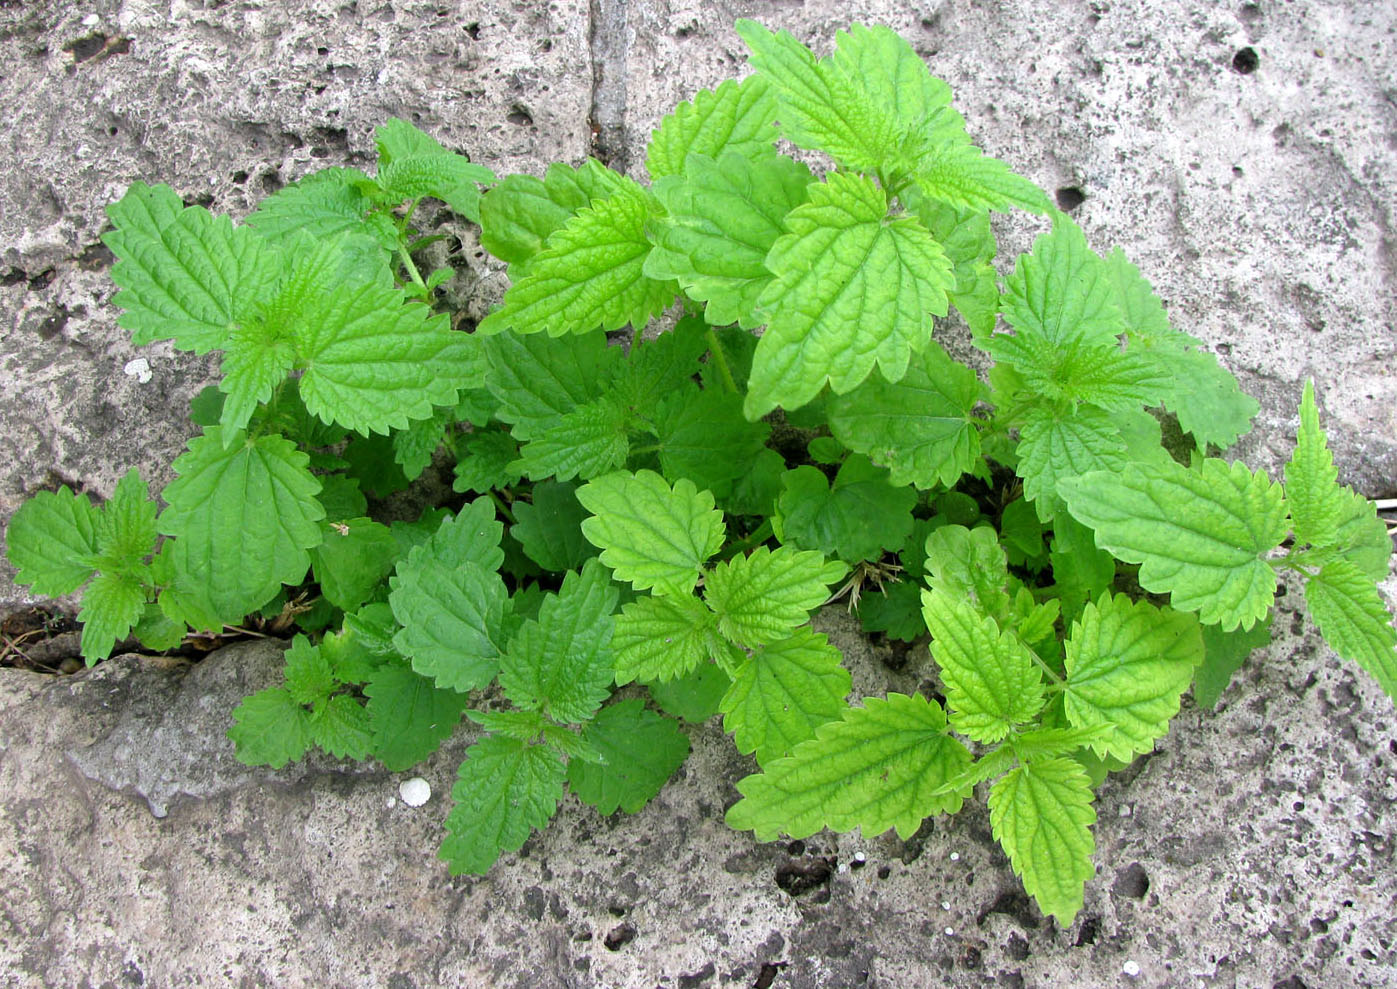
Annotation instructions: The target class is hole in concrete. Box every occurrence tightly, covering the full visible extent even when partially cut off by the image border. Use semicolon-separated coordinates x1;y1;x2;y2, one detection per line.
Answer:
603;923;636;951
232;170;249;184
28;267;56;290
1112;863;1150;899
1233;47;1259;74
978;889;1040;930
506;105;533;127
37;304;71;340
260;171;284;194
464;22;481;40
1055;186;1086;211
774;857;833;897
754;962;787;989
1;267;27;287
1005;933;1030;961
64;33;108;62
1074;916;1101;946
77;242;115;270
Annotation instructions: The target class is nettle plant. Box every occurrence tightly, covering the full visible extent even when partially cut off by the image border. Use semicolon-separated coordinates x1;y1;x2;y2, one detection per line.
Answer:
6;21;1395;923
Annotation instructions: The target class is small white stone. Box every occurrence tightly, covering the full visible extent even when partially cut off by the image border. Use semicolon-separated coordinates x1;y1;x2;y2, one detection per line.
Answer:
941;901;950;911
399;777;431;807
852;852;866;864
386;797;397;809
944;927;954;936
83;13;100;25
949;852;960;862
1120;803;1133;817
123;357;152;384
1123;960;1141;978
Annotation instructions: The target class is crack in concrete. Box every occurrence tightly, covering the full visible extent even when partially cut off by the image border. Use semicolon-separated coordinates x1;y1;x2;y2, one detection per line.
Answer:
587;0;630;173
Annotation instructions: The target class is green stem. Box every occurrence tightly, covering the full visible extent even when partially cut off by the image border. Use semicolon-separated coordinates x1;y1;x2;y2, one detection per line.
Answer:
1028;648;1065;686
629;443;661;457
705;326;739;395
489;490;516;525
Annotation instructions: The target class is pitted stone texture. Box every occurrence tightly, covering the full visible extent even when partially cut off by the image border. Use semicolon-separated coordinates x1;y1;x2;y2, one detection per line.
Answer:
2;606;1395;988
0;0;594;611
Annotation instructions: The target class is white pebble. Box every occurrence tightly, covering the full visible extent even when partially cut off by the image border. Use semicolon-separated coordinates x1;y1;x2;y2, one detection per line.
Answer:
123;357;152;384
1123;960;1141;978
944;927;954;936
399;777;431;807
853;852;866;864
1120;803;1133;817
941;901;950;910
83;13;100;25
385;797;397;809
949;852;960;862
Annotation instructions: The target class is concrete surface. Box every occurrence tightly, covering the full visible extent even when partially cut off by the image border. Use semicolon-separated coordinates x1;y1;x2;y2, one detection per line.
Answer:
1;0;1395;986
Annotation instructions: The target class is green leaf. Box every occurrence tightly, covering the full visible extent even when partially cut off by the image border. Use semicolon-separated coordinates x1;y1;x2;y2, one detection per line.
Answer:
392;406;454;481
577;470;725;595
229;687;313;769
1194;615;1273;710
479;160;628;272
921;591;1045;743
923;524;1012;621
566;699;690;814
645;150;811;328
645;75;778;179
511;481;593;572
611;317;708;409
104;182;281;352
1059;459;1289;630
478;180;676;336
499;560;619;724
364;661;471;771
1049;514;1116;622
721;628;851;765
440;737;565;875
310;695;375;760
651;387;772;501
1330;490;1393;582
827;341;982;490
78;571;146;661
247;168;397;251
726;447;787;518
282;635;337;706
1304;559;1397;700
705;545;839;647
745;172;954;417
916;140;1052;214
1285;380;1347;547
857;581;927;642
309;517;399;611
646;663;732;722
388;507;511;692
1154;346;1258;451
6;485;100;595
776;455;917;564
1063;594;1204;760
725;693;974;841
515;395;631;482
377;154;494;224
453;429;524;494
988;759;1097;925
612;592;720;684
159;428;325;623
481;330;619;441
94;469;159;572
1016;406;1130;523
132;602;186;652
296;282;479;436
995;215;1123;348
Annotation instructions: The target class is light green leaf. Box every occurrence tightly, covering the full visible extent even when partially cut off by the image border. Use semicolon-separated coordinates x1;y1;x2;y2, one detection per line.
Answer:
392;406;454;481
94;469;159;572
159;428;325;623
364;661;471;771
515;395;631;482
309;517;399;611
511;481;593;572
645;75;778;179
377;153;494;223
415;498;506;572
1304;559;1397;700
478;180;677;336
479;160;628;272
480;329;620;441
923;524;1011;621
776;455;917;564
1330;490;1393;582
611;317;709;410
282;635;337;706
916;140;1052;214
645;150;811;328
1058;459;1289;630
1194;615;1273;710
1063;594;1204;760
229;687;313;769
296;281;479;436
1016;406;1130;523
132;602;186;652
921;591;1045;743
611;592;720;684
104;182;281;352
6;485;100;596
995;215;1123;348
440;737;565;875
310;695;375;760
725;693;974;841
827;340;982;490
566;698;690;814
499;560;619;724
1154;347;1258;451
78;571;146;661
1285;380;1347;547
988;759;1097;925
721;627;851;765
705;545;839;647
247;168;397;251
745;173;953;417
577;470;725;595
